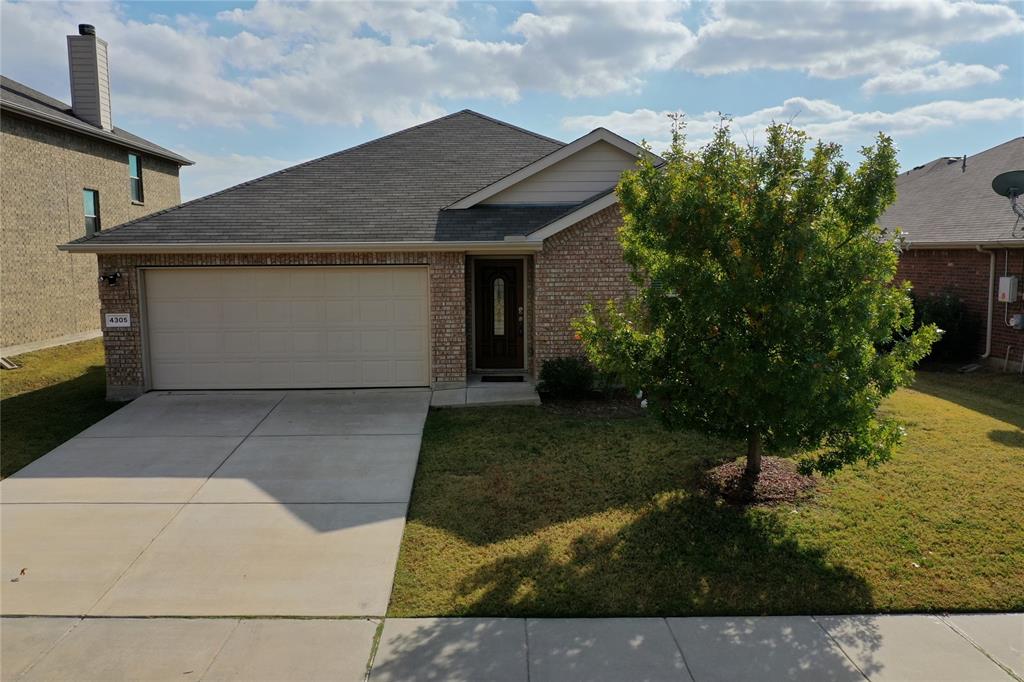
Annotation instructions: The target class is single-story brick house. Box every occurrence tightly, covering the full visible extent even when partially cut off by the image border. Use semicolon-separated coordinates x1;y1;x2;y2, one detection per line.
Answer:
881;137;1024;371
62;111;659;399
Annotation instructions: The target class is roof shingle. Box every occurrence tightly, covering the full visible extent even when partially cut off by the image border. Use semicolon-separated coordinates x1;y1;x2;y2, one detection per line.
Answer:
880;137;1024;246
70;110;566;246
1;76;193;166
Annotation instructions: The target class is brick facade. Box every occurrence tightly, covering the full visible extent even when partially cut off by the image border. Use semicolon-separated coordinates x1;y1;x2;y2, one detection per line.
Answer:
1;112;181;352
531;204;637;374
96;252;466;399
91;205;1023;399
896;247;1024;366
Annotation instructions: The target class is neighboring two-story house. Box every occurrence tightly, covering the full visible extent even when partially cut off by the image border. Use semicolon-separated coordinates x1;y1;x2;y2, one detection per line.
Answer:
1;25;191;356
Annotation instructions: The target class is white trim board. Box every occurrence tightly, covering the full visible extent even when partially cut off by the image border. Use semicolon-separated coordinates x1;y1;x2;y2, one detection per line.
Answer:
446;128;659;210
59;240;545;255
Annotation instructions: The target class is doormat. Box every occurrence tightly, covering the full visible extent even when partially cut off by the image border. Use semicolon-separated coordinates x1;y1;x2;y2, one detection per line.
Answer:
480;375;525;383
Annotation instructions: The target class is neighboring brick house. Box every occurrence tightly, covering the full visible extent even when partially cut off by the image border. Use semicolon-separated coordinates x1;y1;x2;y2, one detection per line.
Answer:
62;111;653;399
1;25;191;356
881;137;1024;370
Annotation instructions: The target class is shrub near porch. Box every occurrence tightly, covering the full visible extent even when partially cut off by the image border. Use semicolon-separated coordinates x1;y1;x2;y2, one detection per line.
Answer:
388;372;1024;617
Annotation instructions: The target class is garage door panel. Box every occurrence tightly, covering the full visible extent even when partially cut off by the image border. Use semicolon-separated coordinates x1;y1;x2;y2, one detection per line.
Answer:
219;362;260;386
293;331;325;354
290;270;324;295
253;271;294;298
395;360;427;384
360;330;391;353
359;300;394;323
393;299;426;324
361;361;393;384
221;270;257;297
322;272;360;297
358;270;394;296
327;331;359;353
325;300;357;323
149;331;187;356
167;271;222;299
326;361;359;385
223;331;257;354
223;301;258;324
189;332;222;355
145;267;429;389
290;300;323;323
258;301;290;324
394;329;425;353
257;331;290;354
394;269;427;294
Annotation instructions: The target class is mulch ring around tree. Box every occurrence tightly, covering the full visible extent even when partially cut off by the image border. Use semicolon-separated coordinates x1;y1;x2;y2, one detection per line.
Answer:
703;456;818;505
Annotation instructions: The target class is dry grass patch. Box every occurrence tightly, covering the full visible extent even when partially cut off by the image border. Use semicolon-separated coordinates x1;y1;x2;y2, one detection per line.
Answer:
389;370;1024;617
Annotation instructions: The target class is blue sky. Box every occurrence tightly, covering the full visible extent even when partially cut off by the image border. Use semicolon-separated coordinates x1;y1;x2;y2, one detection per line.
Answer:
3;0;1022;200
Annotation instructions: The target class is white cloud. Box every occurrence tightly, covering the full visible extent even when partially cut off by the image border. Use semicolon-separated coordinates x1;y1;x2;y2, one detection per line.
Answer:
563;97;1024;153
1;0;1020;133
0;0;693;131
683;0;1024;79
178;150;304;200
861;61;1007;95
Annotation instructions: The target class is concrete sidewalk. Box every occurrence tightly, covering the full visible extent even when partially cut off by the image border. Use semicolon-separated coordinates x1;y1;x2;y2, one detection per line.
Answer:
369;614;1023;682
3;613;1020;681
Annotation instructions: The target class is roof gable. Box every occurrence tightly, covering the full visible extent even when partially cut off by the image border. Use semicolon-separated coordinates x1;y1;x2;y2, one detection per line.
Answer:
446;128;658;209
0;76;193;166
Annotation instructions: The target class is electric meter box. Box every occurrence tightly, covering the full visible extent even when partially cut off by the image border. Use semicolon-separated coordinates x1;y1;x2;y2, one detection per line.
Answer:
998;276;1019;303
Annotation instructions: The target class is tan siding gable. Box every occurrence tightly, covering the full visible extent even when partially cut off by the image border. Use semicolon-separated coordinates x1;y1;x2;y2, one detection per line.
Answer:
481;140;635;205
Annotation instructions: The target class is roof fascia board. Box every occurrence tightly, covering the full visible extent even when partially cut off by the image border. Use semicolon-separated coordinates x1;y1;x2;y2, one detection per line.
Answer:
0;100;194;166
58;240;544;255
527;192;620;242
447;128;655;210
903;240;1024;249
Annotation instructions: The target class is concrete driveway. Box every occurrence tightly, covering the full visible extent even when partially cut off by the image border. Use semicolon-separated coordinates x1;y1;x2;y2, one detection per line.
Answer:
1;388;430;617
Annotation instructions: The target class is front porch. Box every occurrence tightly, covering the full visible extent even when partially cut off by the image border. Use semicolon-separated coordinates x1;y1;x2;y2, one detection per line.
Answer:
431;372;540;407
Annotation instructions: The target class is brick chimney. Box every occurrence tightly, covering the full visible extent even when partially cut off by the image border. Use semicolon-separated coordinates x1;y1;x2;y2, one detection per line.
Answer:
66;24;112;131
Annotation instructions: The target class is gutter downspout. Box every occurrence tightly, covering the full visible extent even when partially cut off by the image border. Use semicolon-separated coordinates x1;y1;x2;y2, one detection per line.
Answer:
976;245;996;359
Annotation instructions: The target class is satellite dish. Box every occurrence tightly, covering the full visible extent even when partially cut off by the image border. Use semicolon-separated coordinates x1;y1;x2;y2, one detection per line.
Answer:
992;170;1024;198
991;170;1024;236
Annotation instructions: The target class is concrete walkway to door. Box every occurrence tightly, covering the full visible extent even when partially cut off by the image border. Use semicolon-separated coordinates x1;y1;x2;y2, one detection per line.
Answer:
0;388;430;617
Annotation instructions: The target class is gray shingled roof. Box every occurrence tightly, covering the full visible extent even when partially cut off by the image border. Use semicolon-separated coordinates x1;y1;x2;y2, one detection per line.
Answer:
1;76;193;166
69;110;567;246
880;137;1024;246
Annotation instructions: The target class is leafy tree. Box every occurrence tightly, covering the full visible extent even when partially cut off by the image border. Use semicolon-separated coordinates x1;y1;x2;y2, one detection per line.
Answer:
576;120;938;485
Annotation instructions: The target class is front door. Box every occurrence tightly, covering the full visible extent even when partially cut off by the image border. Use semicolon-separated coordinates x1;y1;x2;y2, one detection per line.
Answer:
474;259;524;369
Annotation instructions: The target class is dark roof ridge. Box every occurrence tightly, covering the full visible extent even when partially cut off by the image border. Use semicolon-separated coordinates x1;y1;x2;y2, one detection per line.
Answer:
458;109;565;146
70;109;554;243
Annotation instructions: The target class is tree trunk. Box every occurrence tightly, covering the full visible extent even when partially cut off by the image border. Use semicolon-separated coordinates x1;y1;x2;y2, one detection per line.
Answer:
744;432;762;481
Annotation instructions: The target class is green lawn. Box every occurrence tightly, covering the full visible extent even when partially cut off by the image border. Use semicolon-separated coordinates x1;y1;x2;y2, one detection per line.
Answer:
389;370;1024;617
1;338;121;478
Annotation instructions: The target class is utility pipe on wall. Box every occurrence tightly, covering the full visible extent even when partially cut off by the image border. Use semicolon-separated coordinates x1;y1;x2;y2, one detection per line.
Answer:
976;245;996;360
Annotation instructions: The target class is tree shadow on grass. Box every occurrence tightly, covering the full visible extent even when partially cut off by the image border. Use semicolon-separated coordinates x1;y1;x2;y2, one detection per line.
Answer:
0;366;120;478
989;429;1024;449
454;493;875;619
910;371;1024;429
376;492;884;679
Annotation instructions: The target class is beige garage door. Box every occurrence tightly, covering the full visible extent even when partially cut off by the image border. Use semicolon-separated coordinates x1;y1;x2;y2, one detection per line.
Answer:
144;267;429;389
